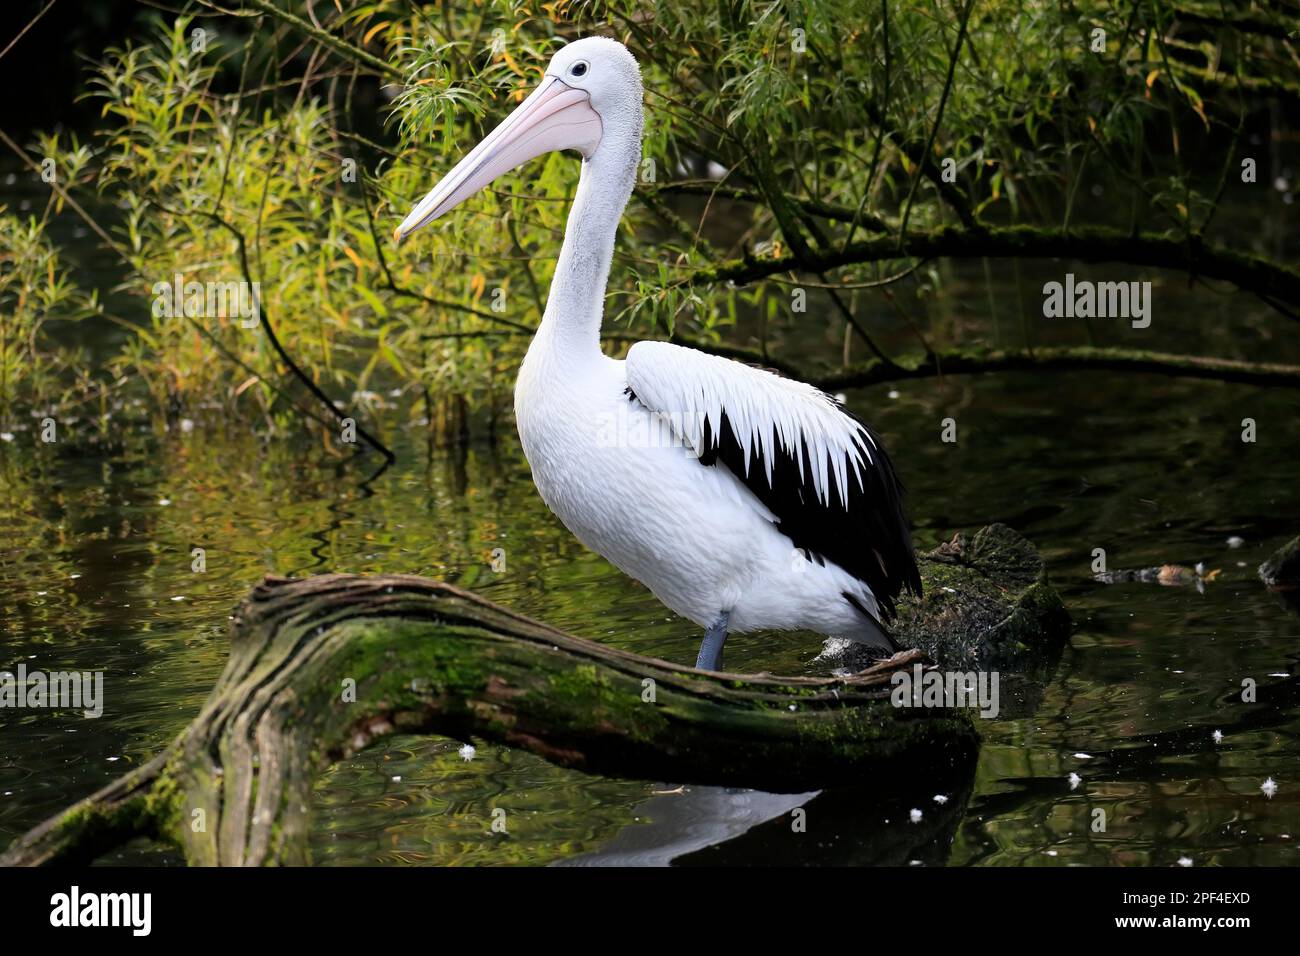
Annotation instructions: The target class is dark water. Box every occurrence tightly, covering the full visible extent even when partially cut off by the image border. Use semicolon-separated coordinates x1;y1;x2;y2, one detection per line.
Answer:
3;153;1299;863
2;321;1298;864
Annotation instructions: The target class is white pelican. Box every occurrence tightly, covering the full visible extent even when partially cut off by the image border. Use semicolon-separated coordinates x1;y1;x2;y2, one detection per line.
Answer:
396;37;920;670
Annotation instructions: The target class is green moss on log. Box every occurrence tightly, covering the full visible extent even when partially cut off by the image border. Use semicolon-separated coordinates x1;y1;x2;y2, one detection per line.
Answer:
1260;536;1300;588
2;525;1067;867
895;523;1071;668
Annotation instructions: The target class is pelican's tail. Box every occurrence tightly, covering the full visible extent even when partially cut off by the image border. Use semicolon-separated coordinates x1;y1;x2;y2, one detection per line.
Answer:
841;591;903;653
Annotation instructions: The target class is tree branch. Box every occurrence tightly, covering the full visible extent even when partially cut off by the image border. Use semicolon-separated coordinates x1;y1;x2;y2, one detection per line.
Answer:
193;206;397;462
816;346;1300;390
682;224;1300;307
3;525;1067;865
649;182;896;233
236;0;403;81
1171;6;1299;41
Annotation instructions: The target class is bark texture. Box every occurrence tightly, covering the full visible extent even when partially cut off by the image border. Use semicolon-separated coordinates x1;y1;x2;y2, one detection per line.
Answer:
2;524;1066;866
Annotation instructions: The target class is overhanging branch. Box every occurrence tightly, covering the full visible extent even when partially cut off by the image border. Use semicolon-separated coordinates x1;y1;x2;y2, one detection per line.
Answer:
683;224;1300;308
235;0;403;81
815;346;1300;390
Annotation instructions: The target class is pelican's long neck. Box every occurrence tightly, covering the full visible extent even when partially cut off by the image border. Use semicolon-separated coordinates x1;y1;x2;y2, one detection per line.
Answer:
532;119;640;364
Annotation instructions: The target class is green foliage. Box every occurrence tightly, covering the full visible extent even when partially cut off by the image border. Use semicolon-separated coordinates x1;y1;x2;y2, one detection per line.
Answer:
10;0;1298;434
0;211;96;423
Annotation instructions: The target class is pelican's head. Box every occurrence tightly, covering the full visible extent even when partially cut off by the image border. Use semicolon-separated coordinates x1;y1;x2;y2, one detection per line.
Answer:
394;36;643;242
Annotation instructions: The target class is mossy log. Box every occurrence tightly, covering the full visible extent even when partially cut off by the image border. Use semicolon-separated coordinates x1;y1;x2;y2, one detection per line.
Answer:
1;524;1066;867
1259;536;1300;589
897;524;1073;669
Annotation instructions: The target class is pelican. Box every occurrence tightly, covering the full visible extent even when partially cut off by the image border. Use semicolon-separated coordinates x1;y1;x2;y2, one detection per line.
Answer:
396;37;920;670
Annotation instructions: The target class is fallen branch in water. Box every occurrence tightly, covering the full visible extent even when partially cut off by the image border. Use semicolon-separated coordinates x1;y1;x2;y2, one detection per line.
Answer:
1;525;1066;866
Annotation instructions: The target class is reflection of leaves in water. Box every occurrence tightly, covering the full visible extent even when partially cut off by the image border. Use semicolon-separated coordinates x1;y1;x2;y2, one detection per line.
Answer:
311;736;648;867
0;422;678;858
4;362;1300;864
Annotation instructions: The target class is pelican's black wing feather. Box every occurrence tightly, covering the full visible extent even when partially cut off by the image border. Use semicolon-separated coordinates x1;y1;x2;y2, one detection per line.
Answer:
624;341;921;623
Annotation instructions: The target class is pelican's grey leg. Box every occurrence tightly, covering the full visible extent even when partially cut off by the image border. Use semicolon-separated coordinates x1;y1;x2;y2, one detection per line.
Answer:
695;611;730;671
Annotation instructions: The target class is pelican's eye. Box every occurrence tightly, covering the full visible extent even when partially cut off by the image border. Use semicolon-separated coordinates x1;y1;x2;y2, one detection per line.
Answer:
570;61;589;78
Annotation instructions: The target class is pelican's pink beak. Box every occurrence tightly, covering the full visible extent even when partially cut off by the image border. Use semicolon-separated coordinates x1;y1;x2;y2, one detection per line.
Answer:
394;76;603;242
